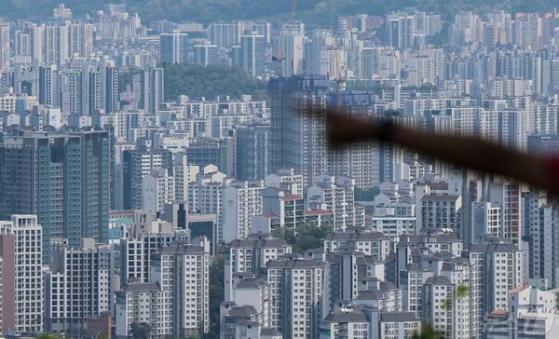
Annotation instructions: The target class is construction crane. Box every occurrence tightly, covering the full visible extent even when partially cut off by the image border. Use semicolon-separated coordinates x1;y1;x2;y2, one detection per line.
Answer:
335;60;346;108
271;0;298;76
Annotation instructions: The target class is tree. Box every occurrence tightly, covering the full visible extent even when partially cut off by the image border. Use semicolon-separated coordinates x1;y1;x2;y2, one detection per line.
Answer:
119;64;267;105
273;223;331;254
412;324;437;339
206;257;225;339
37;334;65;339
162;64;267;101
130;322;151;339
355;187;380;201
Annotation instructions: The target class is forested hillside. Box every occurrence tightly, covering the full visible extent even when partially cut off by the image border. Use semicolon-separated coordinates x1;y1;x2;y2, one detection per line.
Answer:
4;0;555;25
163;64;267;100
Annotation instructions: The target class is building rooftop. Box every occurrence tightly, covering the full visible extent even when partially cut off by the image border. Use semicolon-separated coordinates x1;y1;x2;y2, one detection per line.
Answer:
228;305;258;318
122;283;160;293
380;311;419;323
157;244;206;255
421;194;459;202
236;277;268;289
324;310;368;323
304;209;333;216
399;231;460;243
469;242;516;253
325;231;387;242
425;276;452;285
228;234;290;249
510;284;530;293
282;193;302;201
267;257;323;269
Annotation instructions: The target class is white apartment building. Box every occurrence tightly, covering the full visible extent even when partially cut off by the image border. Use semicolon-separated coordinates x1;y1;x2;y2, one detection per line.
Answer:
419;194;462;233
46;238;115;332
223;233;292;302
510;285;558;316
0;94;32;113
373;311;421;339
485;285;559;339
151;244;210;337
233;278;273;328
267;257;323;339
423;275;471;339
115;283;162;338
486;180;522;247
471;201;502;243
260;186;305;232
307;175;357;232
322;252;392;316
264;169;304;197
467;241;523;337
220;305;265;339
399;265;434;316
370;215;416;238
481;109;528;150
0;215;43;334
319;305;421;339
397;231;464;259
222;181;263;243
220;276;276;338
323;231;392;260
320;309;369;339
327;136;382;190
141;169;176;217
353;281;402;312
188;165;230;217
120;220;189;283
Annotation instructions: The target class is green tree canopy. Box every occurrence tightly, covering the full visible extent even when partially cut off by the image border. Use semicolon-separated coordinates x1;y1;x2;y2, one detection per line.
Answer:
273;223;331;253
355;187;380;201
37;334;65;339
131;322;151;339
206;257;224;339
162;64;267;102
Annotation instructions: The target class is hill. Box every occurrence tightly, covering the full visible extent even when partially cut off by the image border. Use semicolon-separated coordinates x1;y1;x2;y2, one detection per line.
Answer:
2;0;555;26
162;63;267;100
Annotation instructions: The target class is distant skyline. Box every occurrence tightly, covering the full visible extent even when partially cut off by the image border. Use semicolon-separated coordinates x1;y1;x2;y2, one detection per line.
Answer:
1;1;557;25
